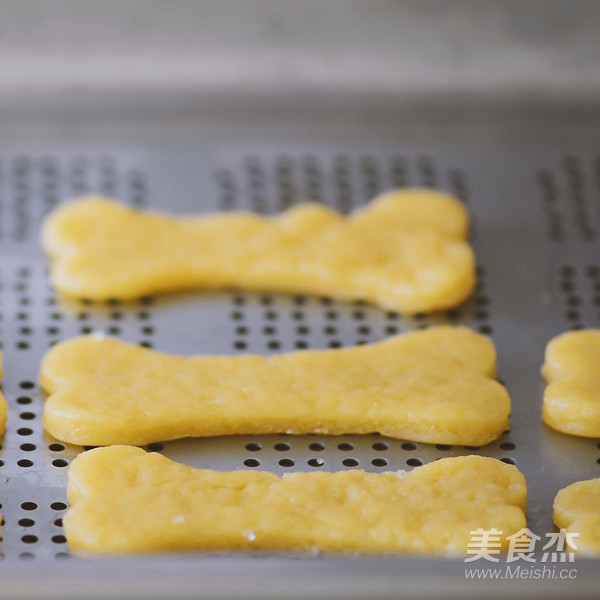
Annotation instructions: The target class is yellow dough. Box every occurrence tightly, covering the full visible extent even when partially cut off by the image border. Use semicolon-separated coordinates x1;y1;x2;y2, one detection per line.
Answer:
41;326;510;447
41;190;475;313
554;479;600;555
0;353;6;436
64;446;527;555
542;329;600;437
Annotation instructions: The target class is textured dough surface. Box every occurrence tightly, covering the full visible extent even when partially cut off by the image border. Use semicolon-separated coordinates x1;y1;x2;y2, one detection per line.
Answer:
41;326;510;446
554;479;600;555
64;446;527;555
542;330;600;437
41;190;475;313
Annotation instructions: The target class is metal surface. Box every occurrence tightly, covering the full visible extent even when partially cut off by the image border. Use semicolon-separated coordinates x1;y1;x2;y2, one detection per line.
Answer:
2;0;600;121
0;142;599;597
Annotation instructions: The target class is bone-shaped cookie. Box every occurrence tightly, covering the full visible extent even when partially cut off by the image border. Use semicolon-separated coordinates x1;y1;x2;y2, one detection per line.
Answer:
41;326;510;447
64;446;527;554
41;190;475;313
542;330;600;437
554;478;600;555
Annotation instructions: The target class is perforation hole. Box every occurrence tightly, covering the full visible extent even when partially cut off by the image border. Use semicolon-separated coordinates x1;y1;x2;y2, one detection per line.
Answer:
558;265;584;328
417;156;437;187
499;441;516;451
337;442;354;451
18;519;34;527
372;442;389;451
21;535;38;544
390;155;407;187
537;169;563;242
563;155;595;242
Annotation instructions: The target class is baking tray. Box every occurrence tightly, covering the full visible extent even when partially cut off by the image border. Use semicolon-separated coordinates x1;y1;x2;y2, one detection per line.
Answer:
0;143;599;599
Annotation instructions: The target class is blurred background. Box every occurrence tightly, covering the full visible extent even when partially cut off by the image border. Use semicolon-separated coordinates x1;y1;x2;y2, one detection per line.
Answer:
0;0;599;143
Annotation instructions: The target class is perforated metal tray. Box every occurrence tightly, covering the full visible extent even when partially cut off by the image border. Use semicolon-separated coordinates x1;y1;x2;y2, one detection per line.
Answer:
1;142;600;599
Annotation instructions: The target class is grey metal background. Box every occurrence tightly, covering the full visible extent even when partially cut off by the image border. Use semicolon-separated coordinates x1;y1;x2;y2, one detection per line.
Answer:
1;0;600;144
0;0;599;597
0;142;598;598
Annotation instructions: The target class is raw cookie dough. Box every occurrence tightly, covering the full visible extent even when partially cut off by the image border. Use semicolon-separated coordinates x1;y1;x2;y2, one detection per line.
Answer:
554;478;600;555
542;329;600;437
41;190;475;313
64;446;527;555
41;326;510;447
